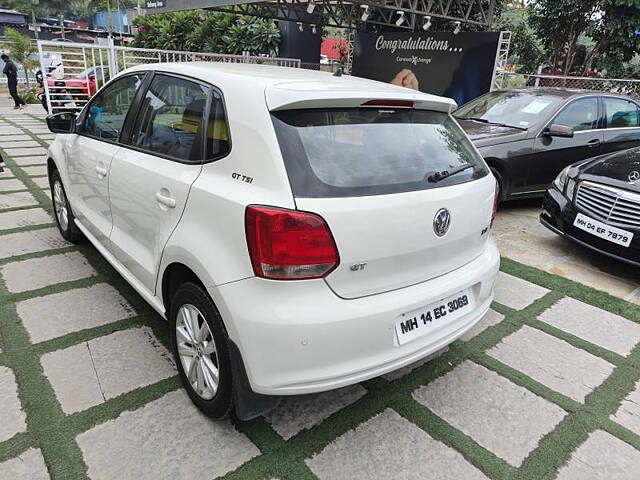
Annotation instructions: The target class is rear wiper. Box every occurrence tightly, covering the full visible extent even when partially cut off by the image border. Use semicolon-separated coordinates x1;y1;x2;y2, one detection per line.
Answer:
457;117;527;131
426;163;474;183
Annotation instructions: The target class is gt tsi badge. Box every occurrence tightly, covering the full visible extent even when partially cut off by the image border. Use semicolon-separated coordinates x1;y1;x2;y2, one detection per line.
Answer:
433;208;451;237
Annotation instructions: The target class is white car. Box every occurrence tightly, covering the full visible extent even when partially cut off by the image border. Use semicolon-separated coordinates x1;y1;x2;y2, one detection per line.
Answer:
45;63;500;419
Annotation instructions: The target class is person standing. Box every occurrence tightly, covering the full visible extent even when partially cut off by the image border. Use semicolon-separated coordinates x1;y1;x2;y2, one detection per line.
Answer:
1;54;26;110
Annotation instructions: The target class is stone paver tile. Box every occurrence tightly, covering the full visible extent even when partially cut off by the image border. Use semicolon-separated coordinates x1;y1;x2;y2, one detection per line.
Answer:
0;127;23;135
89;327;175;399
488;326;614;403
0;228;67;259
539;297;640;356
306;408;488;480
0;169;16;178
0;448;49;480
0;366;27;442
1;141;39;148
0;191;38;209
382;347;449;381
42;327;175;414
3;147;47;157
21;165;47;177
17;283;136;343
31;177;50;189
41;343;103;414
265;384;367;440
494;271;549;310
36;134;56;140
0;134;31;141
77;390;259;480
611;379;640;436
1;251;96;293
459;308;505;342
0;208;52;231
556;430;640;480
13;156;46;166
0;178;26;192
413;361;566;467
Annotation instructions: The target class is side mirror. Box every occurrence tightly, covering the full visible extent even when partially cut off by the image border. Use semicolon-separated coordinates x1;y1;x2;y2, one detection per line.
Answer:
46;112;76;134
545;123;574;138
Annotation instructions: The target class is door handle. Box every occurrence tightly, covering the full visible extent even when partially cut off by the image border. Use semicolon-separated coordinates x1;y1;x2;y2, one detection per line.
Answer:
587;139;601;147
95;165;108;177
155;191;176;209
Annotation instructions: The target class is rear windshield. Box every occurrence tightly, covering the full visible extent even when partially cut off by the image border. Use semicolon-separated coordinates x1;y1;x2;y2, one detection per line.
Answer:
271;108;488;198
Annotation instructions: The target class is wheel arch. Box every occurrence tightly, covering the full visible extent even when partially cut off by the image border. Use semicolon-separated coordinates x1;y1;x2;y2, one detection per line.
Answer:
160;262;208;316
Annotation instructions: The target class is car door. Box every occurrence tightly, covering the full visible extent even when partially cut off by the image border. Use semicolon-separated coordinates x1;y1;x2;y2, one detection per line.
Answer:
66;73;146;245
107;73;210;294
601;97;640;155
529;96;603;193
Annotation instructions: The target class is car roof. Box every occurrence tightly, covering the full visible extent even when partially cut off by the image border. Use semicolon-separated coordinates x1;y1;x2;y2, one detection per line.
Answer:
495;87;632;100
122;62;458;112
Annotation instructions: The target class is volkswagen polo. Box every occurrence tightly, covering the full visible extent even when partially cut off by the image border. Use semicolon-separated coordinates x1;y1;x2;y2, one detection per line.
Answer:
45;63;500;419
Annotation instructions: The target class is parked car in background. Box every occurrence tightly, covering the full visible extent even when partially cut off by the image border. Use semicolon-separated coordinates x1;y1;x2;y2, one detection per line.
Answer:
45;63;499;420
46;65;107;99
541;147;640;266
454;88;640;201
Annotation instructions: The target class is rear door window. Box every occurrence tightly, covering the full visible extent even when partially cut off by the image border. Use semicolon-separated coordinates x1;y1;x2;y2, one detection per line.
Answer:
129;74;209;162
272;108;488;198
604;98;640;128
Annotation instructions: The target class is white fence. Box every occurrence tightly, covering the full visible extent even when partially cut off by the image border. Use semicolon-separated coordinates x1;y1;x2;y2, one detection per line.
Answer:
502;72;640;98
37;39;301;114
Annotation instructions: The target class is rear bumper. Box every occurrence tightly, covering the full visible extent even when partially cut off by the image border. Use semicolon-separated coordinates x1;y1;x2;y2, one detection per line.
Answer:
541;188;640;267
211;238;500;395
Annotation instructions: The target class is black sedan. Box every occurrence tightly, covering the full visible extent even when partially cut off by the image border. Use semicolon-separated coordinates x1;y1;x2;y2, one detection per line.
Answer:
540;147;640;266
454;88;640;201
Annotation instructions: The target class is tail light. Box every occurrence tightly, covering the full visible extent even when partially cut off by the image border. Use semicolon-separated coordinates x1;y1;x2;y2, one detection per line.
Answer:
245;206;339;280
491;181;499;227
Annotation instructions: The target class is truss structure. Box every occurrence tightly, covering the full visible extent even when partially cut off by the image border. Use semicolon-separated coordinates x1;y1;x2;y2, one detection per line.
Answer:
146;0;497;30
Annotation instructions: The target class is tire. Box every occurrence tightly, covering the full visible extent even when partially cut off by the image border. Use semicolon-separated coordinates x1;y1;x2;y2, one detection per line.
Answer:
169;282;233;419
50;169;83;242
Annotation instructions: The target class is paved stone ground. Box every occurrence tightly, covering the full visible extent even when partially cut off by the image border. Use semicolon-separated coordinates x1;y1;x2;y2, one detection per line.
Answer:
494;200;640;304
1;106;640;479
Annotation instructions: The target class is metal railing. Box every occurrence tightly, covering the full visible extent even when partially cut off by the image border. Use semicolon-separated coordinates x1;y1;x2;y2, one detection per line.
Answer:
37;39;301;114
502;72;640;98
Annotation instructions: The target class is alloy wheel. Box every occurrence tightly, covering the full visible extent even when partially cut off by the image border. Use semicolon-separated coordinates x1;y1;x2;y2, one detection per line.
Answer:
53;180;69;232
176;304;219;400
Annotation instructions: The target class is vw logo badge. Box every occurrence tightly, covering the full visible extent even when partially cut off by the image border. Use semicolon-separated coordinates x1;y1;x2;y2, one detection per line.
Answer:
629;171;640;184
433;208;451;237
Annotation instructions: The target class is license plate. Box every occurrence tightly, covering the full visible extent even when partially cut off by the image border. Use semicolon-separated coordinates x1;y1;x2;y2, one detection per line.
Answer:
394;289;474;345
573;213;633;247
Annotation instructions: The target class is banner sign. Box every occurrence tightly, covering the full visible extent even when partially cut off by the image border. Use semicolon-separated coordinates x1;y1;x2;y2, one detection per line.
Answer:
352;31;501;106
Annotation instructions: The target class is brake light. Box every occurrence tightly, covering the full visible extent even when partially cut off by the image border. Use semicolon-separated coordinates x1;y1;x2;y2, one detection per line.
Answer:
361;99;413;108
245;206;339;280
491;181;499;227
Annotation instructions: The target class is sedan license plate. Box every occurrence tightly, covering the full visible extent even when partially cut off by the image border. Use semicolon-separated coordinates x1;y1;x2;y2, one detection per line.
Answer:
573;213;633;247
394;289;473;345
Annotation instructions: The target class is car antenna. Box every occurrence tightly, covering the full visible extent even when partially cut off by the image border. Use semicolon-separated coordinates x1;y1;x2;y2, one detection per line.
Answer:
333;67;343;77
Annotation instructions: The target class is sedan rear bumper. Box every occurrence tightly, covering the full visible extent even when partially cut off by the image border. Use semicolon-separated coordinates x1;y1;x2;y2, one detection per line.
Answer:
211;239;500;396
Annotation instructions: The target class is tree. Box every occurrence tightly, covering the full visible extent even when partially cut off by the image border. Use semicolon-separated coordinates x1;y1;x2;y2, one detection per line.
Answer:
528;0;600;75
583;0;640;75
3;28;38;86
496;6;544;73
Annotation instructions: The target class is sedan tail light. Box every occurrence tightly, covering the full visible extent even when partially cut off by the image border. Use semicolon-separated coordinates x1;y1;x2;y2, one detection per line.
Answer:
245;206;339;280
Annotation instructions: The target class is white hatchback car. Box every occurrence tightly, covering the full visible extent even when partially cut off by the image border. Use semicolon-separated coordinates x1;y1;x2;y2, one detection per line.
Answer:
45;63;500;419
